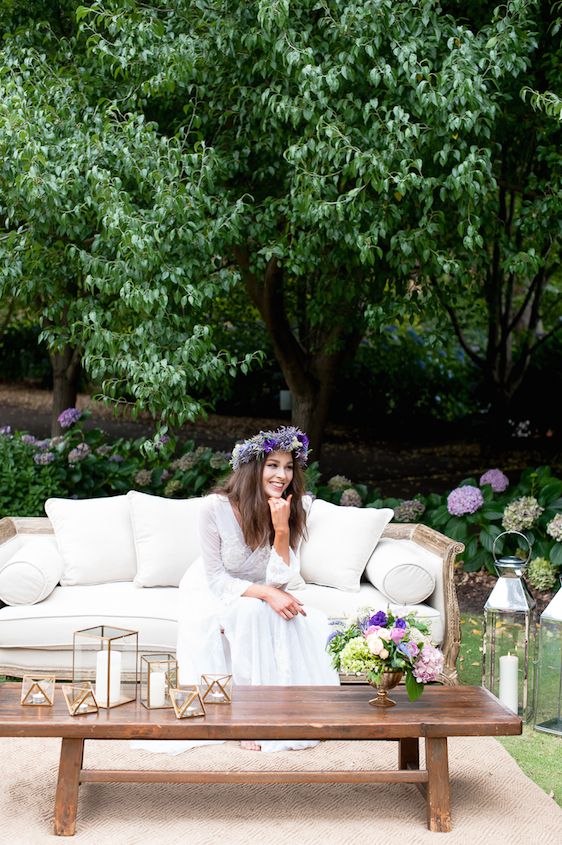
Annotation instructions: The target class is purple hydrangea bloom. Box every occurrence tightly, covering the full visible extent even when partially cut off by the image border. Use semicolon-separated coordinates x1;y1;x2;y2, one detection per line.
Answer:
21;434;37;446
68;443;91;464
479;468;509;493
0;425;11;435
57;407;82;429
109;454;124;463
447;485;484;516
369;611;388;627
33;451;55;465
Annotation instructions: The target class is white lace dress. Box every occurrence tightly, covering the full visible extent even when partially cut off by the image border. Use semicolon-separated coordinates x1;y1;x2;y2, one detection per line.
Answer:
132;493;339;755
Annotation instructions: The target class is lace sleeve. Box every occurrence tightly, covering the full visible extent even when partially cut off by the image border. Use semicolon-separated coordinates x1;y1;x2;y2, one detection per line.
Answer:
265;546;300;588
199;496;252;604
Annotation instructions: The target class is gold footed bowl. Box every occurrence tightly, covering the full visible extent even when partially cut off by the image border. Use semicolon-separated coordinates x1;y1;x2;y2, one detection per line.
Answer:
368;671;404;707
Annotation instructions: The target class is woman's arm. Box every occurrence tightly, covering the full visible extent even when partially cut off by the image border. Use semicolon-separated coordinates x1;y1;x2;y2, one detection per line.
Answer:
199;496;253;603
243;582;306;620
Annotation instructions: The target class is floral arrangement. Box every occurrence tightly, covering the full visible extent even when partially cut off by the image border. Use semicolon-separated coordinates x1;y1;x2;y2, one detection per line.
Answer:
326;609;444;701
230;426;309;470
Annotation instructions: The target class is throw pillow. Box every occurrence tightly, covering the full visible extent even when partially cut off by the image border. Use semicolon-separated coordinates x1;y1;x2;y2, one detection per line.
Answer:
45;495;137;585
127;491;202;587
299;499;394;592
364;537;437;604
0;536;64;605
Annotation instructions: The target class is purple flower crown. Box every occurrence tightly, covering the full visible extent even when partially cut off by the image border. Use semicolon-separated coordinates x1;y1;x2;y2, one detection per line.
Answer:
230;426;310;471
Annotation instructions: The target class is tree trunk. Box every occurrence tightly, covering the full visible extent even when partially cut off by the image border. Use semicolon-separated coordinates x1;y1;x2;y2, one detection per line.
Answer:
49;346;81;436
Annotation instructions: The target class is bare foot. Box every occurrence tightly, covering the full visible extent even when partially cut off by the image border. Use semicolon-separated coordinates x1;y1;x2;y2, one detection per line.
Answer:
240;740;262;751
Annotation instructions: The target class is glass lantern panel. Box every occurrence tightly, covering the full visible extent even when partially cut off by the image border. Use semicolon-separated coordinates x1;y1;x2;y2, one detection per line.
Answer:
73;625;138;708
534;618;562;736
483;609;536;718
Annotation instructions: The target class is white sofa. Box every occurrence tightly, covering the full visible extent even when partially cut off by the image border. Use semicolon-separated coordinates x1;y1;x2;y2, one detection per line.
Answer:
0;492;464;683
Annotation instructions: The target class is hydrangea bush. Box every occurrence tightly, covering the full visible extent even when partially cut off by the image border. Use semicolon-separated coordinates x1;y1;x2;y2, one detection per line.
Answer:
326;609;444;701
0;410;230;518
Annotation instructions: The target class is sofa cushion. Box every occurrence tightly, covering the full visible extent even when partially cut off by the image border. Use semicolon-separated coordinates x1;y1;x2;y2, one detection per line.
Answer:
0;536;64;605
299;499;394;592
127;491;202;587
364;538;438;604
45;496;136;586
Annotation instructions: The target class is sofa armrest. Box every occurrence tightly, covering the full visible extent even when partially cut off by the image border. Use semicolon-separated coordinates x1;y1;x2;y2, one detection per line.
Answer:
381;522;464;685
0;517;54;545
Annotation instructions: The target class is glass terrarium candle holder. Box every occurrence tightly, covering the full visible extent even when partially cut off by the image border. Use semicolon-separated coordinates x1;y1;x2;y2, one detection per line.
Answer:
482;531;537;721
73;625;138;709
62;683;99;716
140;653;177;709
21;674;56;706
201;673;233;704
169;686;206;719
534;584;562;736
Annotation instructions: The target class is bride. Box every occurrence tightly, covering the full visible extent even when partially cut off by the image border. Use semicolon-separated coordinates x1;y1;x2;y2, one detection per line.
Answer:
175;425;339;752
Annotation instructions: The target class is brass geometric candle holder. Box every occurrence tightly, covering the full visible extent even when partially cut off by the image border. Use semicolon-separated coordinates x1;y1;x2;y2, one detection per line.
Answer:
62;683;99;716
169;686;206;719
21;674;56;706
201;673;232;704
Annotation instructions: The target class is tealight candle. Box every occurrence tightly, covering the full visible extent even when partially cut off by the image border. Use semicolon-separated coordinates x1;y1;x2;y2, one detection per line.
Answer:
31;692;46;705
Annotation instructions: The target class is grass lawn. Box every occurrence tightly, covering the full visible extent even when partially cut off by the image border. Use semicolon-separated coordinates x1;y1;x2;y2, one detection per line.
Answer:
459;613;562;807
1;615;560;807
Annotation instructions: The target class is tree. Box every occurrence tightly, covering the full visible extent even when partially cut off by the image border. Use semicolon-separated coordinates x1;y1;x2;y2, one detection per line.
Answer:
73;0;544;453
2;1;554;453
0;2;254;435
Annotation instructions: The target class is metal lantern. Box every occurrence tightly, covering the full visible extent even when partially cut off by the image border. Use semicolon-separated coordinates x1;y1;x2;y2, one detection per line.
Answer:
482;531;537;720
140;653;178;709
21;674;56;706
169;685;206;719
534;584;562;736
201;673;233;704
62;683;99;716
73;625;138;709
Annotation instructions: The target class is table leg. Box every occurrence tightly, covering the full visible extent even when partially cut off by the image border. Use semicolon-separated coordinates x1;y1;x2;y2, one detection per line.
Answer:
425;737;451;833
398;738;419;770
54;738;84;836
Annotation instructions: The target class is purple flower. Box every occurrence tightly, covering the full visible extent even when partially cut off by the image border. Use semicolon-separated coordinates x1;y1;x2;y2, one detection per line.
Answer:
68;443;91;464
154;434;170;451
0;425;11;435
262;438;277;454
479;468;509;493
390;627;406;644
21;434;37;446
326;630;342;644
109;454;124;463
369;611;388;628
34;438;51;450
398;641;420;659
394;617;407;629
33;451;55;465
413;643;444;683
57;408;82;429
447;485;484;516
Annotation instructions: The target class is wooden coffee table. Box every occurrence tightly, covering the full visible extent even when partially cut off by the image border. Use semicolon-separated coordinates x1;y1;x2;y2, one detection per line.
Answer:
0;682;521;835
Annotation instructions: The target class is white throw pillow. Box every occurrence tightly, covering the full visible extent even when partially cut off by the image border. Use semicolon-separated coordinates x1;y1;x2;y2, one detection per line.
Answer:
364;537;437;604
45;496;136;586
0;536;64;605
127;491;202;587
299;499;394;592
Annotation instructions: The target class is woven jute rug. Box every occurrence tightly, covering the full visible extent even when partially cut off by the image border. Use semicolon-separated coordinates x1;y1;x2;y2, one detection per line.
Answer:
1;735;560;845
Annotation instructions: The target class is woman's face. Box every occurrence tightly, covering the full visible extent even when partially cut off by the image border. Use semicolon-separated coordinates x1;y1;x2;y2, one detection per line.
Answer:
262;450;294;499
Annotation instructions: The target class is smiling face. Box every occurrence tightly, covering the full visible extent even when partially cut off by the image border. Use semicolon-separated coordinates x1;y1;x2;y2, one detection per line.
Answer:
261;450;294;499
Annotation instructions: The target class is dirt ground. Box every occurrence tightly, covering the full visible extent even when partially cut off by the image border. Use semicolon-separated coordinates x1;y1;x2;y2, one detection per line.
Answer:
1;383;558;613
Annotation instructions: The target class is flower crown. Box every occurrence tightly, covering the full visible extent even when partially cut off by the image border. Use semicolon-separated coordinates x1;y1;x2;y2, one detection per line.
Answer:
230;426;310;471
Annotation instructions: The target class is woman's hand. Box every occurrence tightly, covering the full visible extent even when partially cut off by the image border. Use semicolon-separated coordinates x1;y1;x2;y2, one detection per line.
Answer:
264;585;306;620
268;493;292;533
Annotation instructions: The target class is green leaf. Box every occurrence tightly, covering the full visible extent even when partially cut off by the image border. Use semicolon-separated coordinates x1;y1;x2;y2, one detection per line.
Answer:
405;670;424;701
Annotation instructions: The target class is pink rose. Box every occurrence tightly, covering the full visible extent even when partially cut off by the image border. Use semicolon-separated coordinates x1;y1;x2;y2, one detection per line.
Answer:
390;627;406;644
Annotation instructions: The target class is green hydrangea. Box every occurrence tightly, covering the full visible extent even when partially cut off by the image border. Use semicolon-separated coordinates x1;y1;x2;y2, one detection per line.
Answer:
502;496;544;532
527;557;558;591
327;475;352;491
339;636;378;674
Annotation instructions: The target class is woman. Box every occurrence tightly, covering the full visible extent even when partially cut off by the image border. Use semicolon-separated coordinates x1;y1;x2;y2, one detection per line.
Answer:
176;425;339;752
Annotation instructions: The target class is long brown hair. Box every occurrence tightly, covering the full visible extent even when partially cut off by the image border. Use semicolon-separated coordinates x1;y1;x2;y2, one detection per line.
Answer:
214;454;307;550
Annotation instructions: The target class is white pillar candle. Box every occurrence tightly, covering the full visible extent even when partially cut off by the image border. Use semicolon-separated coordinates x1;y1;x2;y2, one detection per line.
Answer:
499;653;519;714
150;672;166;708
95;649;122;706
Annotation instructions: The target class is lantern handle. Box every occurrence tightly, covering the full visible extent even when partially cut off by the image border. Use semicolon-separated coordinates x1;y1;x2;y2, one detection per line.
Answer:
492;531;532;565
